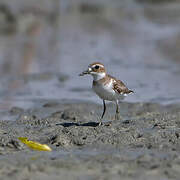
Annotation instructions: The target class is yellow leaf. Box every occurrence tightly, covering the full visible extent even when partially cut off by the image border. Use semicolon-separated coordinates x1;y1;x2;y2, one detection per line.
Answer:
18;137;52;151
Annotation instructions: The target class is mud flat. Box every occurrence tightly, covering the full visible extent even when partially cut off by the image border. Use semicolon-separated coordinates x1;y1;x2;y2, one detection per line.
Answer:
0;101;179;180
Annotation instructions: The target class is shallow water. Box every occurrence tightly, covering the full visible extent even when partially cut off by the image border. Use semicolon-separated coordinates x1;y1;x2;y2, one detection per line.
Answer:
0;0;180;110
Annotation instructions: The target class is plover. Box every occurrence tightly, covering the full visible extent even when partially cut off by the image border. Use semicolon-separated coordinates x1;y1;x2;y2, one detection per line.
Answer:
79;62;134;125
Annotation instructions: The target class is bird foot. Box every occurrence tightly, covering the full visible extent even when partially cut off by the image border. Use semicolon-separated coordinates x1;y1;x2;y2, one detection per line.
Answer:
99;121;103;126
115;113;122;120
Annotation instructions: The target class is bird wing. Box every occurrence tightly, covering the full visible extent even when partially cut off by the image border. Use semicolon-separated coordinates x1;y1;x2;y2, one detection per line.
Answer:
107;75;134;94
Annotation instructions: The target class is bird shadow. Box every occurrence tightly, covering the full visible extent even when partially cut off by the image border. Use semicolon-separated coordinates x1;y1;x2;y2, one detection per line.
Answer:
56;121;99;127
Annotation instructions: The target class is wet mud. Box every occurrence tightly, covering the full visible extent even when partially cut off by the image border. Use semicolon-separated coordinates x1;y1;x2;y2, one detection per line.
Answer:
0;101;180;180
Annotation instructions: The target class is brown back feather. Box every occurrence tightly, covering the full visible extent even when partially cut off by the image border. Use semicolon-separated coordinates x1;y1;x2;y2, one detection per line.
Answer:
107;75;134;94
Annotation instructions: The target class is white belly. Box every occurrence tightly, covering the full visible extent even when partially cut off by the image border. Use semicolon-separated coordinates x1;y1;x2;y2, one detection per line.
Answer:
92;80;125;101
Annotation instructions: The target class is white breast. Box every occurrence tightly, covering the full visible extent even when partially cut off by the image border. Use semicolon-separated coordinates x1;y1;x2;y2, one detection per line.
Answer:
92;79;124;101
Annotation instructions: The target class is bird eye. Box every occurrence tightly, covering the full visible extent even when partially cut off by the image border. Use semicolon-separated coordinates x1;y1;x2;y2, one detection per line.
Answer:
94;65;99;69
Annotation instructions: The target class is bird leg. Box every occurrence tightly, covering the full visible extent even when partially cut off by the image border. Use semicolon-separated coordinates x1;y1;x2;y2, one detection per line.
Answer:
99;100;106;126
115;100;120;120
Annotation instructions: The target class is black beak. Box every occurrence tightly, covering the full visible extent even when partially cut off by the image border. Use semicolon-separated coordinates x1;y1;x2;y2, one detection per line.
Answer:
79;68;92;76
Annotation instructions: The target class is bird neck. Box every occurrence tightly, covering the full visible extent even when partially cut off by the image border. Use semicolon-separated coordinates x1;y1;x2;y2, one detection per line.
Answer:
92;72;106;81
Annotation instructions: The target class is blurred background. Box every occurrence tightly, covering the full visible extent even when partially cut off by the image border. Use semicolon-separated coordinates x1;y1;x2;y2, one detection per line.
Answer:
0;0;180;110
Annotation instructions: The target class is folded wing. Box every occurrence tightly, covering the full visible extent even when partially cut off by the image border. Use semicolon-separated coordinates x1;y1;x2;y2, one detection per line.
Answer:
108;75;134;94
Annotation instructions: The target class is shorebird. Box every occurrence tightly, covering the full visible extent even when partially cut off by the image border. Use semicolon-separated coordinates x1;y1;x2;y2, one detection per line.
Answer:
79;62;133;125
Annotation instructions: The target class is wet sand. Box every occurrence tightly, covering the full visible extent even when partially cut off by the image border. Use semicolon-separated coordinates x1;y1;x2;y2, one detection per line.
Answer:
0;101;180;180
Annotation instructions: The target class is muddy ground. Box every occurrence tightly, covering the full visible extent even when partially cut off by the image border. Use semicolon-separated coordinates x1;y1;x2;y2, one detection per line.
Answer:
0;101;179;180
